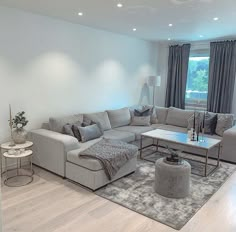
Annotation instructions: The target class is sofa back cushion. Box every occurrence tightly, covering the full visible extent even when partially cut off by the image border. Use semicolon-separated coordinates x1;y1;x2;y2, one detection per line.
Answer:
216;114;234;136
155;106;169;124
166;107;193;128
84;111;111;131
49;114;83;133
107;107;131;128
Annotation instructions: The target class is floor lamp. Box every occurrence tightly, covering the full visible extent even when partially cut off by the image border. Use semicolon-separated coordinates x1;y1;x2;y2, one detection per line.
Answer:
148;76;161;106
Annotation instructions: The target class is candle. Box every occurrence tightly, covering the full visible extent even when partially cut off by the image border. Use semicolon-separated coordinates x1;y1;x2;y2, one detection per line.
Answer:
202;111;205;129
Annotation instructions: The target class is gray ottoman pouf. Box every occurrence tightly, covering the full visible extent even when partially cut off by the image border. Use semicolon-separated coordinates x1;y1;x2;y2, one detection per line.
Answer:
155;158;191;198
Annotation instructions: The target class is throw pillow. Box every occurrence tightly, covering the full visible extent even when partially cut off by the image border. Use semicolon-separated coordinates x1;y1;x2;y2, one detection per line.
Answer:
142;105;158;124
134;108;152;116
130;116;151;126
72;122;83;141
63;123;75;137
204;112;217;135
187;112;203;131
78;124;103;143
215;114;234;136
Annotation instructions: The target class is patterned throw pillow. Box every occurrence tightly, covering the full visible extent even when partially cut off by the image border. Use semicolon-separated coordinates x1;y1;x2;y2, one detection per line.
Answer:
204;112;217;135
215;114;234;136
134;108;152;116
72;122;83;141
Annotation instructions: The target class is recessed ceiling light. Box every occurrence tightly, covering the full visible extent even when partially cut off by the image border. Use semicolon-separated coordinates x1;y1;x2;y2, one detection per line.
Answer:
199;35;204;38
133;28;137;31
78;12;83;16
168;38;171;41
168;23;173;27
213;17;219;21
117;3;123;8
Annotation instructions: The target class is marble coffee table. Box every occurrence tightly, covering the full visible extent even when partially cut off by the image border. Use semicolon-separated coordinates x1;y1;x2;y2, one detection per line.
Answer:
140;129;221;177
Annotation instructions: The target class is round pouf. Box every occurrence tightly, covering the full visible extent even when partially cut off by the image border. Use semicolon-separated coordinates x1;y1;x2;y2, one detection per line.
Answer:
155;158;191;199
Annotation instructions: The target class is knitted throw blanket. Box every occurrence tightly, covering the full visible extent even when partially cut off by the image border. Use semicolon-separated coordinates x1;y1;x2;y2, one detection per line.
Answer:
80;139;138;180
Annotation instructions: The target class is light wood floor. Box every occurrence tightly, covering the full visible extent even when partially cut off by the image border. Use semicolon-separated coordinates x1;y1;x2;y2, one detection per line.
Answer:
2;165;236;232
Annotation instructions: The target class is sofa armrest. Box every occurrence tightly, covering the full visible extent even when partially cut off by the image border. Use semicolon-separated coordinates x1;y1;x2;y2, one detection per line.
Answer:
221;126;236;163
28;129;79;177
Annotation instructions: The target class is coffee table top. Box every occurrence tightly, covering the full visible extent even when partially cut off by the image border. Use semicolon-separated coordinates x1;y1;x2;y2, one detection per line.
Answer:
142;129;221;150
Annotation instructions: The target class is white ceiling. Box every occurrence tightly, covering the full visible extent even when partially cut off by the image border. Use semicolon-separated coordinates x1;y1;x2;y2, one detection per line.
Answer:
1;0;236;42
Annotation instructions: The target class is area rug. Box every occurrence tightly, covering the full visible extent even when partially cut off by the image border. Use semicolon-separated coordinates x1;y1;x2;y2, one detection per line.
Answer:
96;154;236;230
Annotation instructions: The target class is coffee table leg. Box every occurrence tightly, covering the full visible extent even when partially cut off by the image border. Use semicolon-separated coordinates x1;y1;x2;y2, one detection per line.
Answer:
205;150;208;177
140;135;143;159
217;144;221;166
156;139;159;151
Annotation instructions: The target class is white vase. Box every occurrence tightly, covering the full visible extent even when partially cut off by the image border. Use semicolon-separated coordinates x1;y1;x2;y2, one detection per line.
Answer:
12;128;27;144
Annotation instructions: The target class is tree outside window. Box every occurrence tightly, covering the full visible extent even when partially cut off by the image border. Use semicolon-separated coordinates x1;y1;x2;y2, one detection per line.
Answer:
185;57;209;110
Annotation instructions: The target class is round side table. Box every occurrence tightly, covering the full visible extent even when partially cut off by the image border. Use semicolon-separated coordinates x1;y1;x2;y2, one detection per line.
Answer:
1;141;34;187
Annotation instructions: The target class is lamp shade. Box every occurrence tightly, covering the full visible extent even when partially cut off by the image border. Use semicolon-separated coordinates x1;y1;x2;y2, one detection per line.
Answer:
148;76;161;87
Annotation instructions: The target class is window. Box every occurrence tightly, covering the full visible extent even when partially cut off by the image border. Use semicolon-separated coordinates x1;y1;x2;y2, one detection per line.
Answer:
185;56;210;110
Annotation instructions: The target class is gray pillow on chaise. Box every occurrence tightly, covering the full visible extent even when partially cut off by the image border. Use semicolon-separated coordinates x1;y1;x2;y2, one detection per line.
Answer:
78;124;103;142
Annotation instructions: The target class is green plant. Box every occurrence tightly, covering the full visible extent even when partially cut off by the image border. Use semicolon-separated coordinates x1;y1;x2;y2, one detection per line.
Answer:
12;111;29;129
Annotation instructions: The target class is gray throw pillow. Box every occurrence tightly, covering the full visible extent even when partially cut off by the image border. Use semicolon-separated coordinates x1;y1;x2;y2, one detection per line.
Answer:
72;122;83;141
78;124;103;142
130;116;151;126
204;112;217;135
134;108;152;116
63;123;75;137
142;105;158;124
215;114;234;136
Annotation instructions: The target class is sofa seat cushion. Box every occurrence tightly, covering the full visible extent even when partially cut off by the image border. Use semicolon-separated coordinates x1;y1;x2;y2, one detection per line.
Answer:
151;124;188;133
103;130;135;143
106;107;131;128
115;126;153;140
67;138;103;171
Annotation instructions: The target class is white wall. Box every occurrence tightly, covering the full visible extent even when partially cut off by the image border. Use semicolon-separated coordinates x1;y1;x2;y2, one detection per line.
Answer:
0;6;158;143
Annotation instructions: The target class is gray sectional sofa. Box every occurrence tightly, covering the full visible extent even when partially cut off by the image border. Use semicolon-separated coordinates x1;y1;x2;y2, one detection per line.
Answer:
28;106;236;190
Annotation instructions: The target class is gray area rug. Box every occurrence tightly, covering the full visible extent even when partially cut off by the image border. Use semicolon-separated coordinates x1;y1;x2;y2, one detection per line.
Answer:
96;153;236;230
